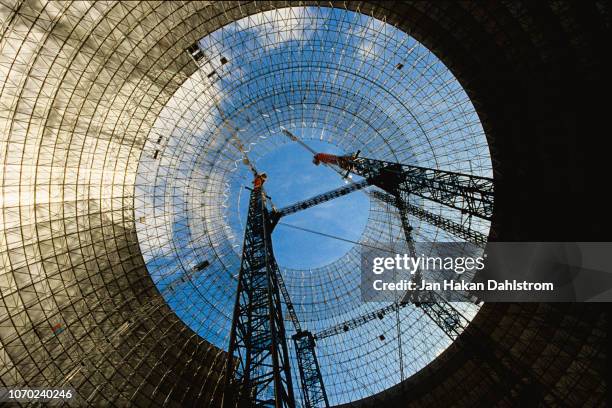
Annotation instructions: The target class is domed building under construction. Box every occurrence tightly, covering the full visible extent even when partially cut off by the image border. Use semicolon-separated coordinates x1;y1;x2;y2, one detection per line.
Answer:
0;1;608;407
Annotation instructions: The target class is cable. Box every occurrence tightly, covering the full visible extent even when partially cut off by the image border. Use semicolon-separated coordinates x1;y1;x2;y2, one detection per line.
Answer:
276;222;396;254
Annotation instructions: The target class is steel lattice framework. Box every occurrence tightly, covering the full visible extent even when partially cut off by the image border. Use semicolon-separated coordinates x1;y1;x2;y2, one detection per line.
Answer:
224;179;295;407
292;331;329;408
1;2;607;407
0;4;493;405
313;154;494;220
129;7;493;404
274;180;369;220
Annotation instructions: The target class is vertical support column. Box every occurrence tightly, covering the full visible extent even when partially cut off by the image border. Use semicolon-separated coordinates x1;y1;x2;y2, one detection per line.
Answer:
392;191;412;383
389;191;561;405
292;331;329;408
223;178;295;408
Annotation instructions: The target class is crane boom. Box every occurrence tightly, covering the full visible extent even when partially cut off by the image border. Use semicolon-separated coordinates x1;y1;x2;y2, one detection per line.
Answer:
314;302;410;340
274;179;370;220
314;153;494;220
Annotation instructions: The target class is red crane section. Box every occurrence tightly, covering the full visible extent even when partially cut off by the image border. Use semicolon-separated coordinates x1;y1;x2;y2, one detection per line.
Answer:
312;153;354;170
252;173;267;189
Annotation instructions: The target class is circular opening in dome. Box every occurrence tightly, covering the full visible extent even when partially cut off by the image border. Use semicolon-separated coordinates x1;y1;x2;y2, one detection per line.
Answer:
134;5;492;405
245;140;369;269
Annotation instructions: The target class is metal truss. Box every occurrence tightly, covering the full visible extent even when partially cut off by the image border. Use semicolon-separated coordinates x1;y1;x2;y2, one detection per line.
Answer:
314;302;409;340
271;170;475;344
274;180;369;220
272;212;330;408
416;297;468;340
292;331;330;408
275;269;302;334
314;154;494;219
274;181;487;248
223;180;295;408
299;161;470;376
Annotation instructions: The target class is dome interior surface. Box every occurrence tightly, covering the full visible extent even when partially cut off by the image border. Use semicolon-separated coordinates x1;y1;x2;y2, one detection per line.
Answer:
0;1;607;407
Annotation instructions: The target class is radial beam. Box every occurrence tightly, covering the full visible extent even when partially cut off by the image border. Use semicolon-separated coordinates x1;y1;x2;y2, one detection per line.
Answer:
223;175;295;408
313;153;494;219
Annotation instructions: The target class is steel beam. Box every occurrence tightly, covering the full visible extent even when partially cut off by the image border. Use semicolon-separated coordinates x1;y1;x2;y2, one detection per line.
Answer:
292;331;330;408
314;154;494;219
223;180;295;408
274;180;369;221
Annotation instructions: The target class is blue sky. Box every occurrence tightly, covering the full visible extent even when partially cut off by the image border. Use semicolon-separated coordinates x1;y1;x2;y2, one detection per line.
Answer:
249;140;370;269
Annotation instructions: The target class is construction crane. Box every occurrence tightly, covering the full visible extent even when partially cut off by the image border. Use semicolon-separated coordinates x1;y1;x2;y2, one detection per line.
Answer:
267;144;488;364
189;46;327;408
229;173;328;408
313;153;494;220
306;150;486;314
189;49;298;404
238;176;329;408
271;180;486;247
223;173;296;408
292;331;330;408
281;128;361;182
275;132;491;240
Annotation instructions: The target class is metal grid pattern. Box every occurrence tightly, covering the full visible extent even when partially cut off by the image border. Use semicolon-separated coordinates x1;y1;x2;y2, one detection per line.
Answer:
4;2;603;408
0;1;232;406
133;7;489;405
